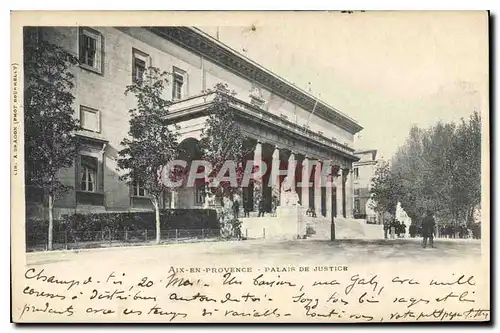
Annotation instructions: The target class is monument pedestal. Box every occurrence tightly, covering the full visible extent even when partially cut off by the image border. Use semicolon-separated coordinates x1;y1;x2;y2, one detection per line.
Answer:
272;178;304;240
276;205;304;240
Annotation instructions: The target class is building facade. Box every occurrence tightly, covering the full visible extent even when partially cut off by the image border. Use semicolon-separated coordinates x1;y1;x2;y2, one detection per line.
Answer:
25;26;363;220
352;149;378;223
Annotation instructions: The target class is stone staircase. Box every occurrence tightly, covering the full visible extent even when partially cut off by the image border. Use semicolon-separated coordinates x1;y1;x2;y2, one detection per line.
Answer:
305;216;384;240
240;215;384;241
240;216;295;240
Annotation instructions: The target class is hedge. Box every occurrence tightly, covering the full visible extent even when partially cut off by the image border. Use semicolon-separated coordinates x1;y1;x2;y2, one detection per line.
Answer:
26;209;219;235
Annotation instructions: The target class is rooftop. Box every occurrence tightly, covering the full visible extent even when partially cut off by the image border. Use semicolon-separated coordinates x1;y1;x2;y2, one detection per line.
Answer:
355;149;378;155
354;149;378;162
148;26;364;135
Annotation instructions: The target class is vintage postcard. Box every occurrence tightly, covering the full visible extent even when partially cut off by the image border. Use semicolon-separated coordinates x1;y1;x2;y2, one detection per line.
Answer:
10;11;490;323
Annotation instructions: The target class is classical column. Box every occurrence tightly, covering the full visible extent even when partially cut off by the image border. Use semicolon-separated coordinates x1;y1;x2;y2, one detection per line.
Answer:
345;168;354;218
314;160;322;216
342;168;354;218
336;167;343;218
300;157;311;209
325;163;333;218
253;141;263;212
254;141;262;177
171;191;178;209
271;146;281;206
287;151;296;193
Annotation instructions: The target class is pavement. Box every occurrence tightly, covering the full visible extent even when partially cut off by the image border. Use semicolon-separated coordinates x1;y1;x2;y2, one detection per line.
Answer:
25;237;482;270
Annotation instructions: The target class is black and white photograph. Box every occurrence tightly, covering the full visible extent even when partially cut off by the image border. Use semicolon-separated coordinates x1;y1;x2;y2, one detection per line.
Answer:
11;11;490;323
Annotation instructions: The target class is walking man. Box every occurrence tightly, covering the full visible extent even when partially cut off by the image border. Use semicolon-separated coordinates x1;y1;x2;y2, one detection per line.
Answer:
390;219;396;239
243;197;250;217
422;210;436;248
383;222;389;239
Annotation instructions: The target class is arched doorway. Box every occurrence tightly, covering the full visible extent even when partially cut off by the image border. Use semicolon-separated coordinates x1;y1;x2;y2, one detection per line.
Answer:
175;137;204;209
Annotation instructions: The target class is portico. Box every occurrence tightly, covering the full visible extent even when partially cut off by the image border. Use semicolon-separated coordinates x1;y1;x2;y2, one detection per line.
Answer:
166;91;360;219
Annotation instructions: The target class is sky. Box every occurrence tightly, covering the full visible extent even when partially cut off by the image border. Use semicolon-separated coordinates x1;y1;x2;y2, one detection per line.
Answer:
199;11;488;160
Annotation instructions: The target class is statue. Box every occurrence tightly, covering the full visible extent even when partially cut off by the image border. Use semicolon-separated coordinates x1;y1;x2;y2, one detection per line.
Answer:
279;176;299;207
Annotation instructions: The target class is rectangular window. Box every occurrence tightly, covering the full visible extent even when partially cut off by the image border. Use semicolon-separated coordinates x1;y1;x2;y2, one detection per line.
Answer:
132;49;150;83
173;73;184;100
353;167;359;179
80;106;100;132
80;155;98;192
195;182;205;205
354;188;360;196
172;67;186;100
133;58;146;83
132;180;147;197
79;27;103;73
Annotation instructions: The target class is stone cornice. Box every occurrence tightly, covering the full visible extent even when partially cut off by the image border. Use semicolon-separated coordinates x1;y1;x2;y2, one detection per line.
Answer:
76;131;108;149
147;27;364;135
353;160;378;166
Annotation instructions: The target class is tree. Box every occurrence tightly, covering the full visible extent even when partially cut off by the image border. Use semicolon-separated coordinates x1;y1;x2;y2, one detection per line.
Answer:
369;161;399;217
449;112;481;226
373;113;482;230
24;29;80;250
199;83;253;237
117;67;180;244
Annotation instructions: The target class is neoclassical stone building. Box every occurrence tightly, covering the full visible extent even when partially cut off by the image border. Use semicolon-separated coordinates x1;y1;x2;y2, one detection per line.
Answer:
352;149;379;223
25;26;363;220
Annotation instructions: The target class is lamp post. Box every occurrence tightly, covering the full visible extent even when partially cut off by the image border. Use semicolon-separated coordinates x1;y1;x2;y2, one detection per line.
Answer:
331;213;336;241
330;165;338;241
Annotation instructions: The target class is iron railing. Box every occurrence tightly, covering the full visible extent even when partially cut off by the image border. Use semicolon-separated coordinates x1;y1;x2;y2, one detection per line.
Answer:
26;228;221;252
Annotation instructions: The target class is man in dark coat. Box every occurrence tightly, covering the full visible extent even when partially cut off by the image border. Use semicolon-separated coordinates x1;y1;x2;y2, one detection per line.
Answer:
389;219;396;239
409;223;417;238
383;222;389;239
243;197;250;218
232;199;240;219
395;220;401;238
258;198;265;217
422;210;436;248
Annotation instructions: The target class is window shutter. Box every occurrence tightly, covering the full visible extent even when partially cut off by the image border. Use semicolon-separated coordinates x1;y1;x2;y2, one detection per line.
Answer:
132;59;137;82
78;29;84;64
171;79;176;100
99;157;104;193
161;191;166;209
74;155;81;191
98;32;104;73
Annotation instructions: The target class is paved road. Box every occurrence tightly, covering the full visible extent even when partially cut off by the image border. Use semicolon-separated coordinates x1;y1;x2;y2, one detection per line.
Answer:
26;238;482;270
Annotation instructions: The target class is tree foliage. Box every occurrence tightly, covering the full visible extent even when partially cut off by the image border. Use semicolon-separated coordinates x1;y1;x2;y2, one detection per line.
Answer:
24;29;80;198
24;29;80;250
117;67;180;243
370;112;482;227
200;83;253;199
199;83;253;238
118;67;179;197
369;161;400;216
